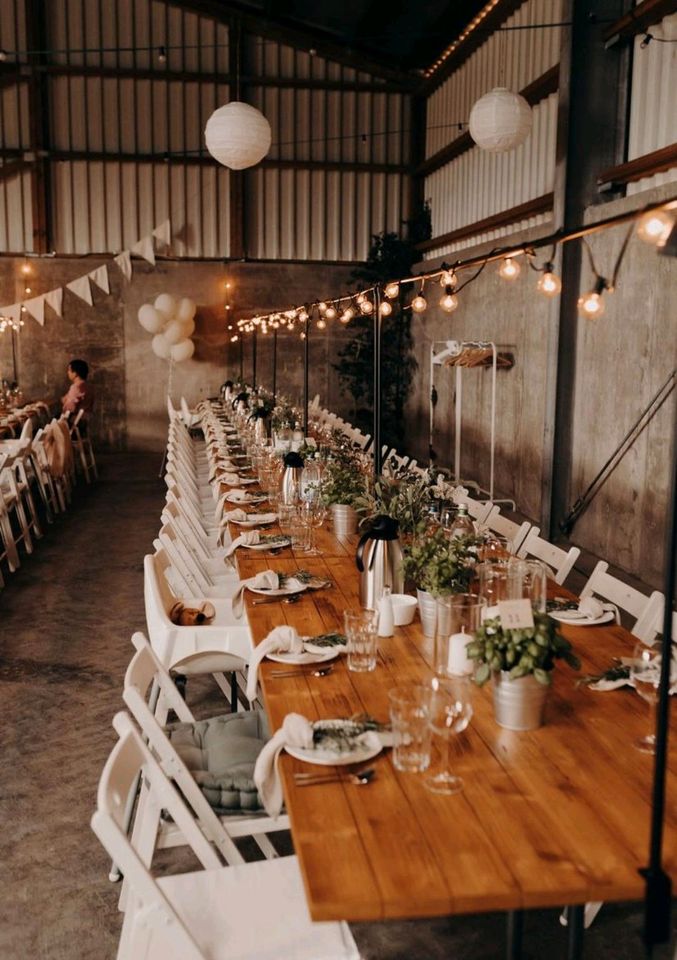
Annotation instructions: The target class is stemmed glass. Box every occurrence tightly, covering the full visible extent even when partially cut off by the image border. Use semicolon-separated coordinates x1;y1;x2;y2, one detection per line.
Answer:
424;675;473;795
299;499;326;555
629;641;662;754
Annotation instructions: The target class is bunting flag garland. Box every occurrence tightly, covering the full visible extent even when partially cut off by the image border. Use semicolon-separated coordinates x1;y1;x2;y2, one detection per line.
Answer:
66;275;93;306
89;264;110;294
44;287;63;317
114;250;133;282
152;219;171;247
22;295;45;326
131;235;156;265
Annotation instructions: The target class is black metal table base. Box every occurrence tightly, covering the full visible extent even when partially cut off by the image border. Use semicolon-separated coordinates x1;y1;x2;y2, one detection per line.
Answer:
506;905;585;960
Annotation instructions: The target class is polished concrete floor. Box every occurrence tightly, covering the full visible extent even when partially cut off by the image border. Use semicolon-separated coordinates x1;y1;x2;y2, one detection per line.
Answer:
0;454;674;959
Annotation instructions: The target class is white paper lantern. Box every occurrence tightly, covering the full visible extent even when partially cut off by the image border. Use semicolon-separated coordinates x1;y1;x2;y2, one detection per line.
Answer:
205;101;272;170
175;297;196;323
138;304;165;333
171;338;195;363
152;333;172;359
468;87;533;153
154;293;177;320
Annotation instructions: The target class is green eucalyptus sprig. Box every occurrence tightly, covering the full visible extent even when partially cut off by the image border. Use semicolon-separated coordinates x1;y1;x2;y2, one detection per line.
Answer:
402;527;480;596
466;613;580;686
355;468;433;536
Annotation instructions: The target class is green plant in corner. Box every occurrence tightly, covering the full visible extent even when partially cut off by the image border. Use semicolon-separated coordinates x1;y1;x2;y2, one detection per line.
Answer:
466;613;581;687
402;528;479;597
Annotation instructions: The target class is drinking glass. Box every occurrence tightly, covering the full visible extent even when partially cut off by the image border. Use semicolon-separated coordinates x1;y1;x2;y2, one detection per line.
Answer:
344;610;379;672
476;561;511;610
477;532;512;562
436;594;487;676
629;642;661;754
277;503;297;543
299;499;326;555
507;558;547;613
424;675;473;795
389;685;433;773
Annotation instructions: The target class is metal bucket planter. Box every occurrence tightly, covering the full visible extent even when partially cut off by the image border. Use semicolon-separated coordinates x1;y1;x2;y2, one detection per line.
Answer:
331;504;358;537
416;589;437;638
492;672;549;731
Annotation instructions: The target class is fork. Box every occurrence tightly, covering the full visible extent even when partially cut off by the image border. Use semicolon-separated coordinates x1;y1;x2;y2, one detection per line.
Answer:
293;768;376;787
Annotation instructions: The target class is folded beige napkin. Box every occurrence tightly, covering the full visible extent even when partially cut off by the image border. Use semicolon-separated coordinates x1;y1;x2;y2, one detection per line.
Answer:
223;530;260;558
246;625;304;701
254;713;314;817
232;570;280;618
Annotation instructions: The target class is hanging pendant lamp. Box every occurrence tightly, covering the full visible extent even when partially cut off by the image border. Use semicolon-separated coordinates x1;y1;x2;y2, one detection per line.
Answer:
468;87;532;153
205;101;272;170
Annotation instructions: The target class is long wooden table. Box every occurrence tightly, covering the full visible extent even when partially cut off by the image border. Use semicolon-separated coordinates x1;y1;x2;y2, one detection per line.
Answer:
220;470;676;947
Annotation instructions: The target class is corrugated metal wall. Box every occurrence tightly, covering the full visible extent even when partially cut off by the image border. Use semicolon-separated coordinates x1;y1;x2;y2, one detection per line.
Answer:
627;11;677;197
422;0;563;259
0;0;410;260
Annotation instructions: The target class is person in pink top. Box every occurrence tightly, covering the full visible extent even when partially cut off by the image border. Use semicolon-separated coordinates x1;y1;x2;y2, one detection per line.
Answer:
61;358;95;420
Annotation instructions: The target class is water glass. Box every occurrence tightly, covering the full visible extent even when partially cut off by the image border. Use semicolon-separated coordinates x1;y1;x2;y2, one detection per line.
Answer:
344;610;379;672
388;685;432;773
629;641;662;754
476;561;511;610
425;675;473;795
436;594;487;676
507;558;547;613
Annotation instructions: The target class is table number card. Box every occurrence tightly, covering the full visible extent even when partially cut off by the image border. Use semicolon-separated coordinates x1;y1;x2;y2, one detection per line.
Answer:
497;599;534;630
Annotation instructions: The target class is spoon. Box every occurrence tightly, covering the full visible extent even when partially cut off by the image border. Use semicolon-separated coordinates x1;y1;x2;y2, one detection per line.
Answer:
251;594;300;606
294;768;376;787
270;665;334;678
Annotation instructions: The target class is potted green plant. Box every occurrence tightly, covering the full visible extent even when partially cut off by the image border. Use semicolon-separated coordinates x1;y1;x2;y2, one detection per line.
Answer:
402;528;479;637
355;466;432;540
321;451;367;536
466;613;580;730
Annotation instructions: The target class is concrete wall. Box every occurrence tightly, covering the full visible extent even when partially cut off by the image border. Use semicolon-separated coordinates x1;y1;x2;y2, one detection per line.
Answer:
405;183;677;589
0;257;355;451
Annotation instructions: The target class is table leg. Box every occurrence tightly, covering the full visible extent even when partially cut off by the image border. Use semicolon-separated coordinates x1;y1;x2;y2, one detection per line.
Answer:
566;904;585;960
506;909;524;960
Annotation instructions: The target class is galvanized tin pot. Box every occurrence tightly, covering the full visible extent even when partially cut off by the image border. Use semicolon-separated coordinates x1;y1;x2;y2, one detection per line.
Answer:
331;504;358;537
492;672;549;731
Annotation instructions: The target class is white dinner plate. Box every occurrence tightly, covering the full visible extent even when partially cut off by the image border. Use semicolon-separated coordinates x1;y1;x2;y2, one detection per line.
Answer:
549;610;615;627
225;493;268;504
285;719;383;767
249;582;307;597
242;537;291;551
266;648;338;666
231;514;277;527
303;635;347;656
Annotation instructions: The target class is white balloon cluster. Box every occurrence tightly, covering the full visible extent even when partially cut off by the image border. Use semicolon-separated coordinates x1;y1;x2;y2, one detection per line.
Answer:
137;294;197;362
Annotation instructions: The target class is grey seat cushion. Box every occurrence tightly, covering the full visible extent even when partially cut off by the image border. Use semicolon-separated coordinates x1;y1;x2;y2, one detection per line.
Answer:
167;709;270;814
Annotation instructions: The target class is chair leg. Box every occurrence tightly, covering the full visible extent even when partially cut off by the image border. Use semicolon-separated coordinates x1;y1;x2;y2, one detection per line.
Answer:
0;510;20;571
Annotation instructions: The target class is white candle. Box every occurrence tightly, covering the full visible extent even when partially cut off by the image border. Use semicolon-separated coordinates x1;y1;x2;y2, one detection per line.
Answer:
447;630;473;676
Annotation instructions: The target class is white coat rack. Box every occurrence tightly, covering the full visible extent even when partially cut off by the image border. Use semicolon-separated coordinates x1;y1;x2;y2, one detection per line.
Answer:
429;339;514;507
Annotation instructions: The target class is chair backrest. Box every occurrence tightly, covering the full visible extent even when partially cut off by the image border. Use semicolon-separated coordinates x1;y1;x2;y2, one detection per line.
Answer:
581;561;665;641
484;506;531;552
458;495;494;525
517;529;581;586
91;713;221;960
19;417;33;441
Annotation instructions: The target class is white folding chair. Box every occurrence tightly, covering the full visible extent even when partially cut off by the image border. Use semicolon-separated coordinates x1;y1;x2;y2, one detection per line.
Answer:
92;712;359;960
457;494;494;526
484;506;531;552
517;530;581;586
68;409;98;483
580;561;665;641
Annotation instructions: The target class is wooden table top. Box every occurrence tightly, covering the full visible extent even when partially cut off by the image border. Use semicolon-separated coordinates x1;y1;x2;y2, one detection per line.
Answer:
230;505;677;923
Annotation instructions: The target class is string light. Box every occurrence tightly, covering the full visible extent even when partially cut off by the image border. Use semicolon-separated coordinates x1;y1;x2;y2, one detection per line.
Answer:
157;45;167;62
636;209;675;248
536;264;562;297
24;286;31;294
318;301;327;314
440;269;457;288
379;300;392;317
340;306;354;323
577;277;608;320
316;317;327;330
440;286;459;312
498;257;521;280
300;330;306;339
384;282;399;299
298;308;309;322
411;281;427;314
20;262;31;276
325;303;337;320
230;334;238;342
360;298;374;315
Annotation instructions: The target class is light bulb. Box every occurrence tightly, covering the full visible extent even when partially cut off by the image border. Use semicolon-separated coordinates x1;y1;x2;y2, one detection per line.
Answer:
279;316;288;326
356;292;366;304
20;262;31;276
340;307;354;324
288;322;295;331
637;210;675;248
379;300;392;316
24;286;31;294
384;282;399;299
325;305;337;320
440;289;459;312
360;299;374;315
537;267;562;297
577;291;606;319
499;257;521;280
286;309;297;319
231;335;238;342
157;46;167;63
411;294;427;313
318;301;327;314
440;270;457;288
316;318;327;330
300;331;306;339
224;280;232;289
298;309;309;322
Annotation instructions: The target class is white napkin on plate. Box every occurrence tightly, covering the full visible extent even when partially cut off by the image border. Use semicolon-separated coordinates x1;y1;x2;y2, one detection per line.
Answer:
222;507;249;523
228;488;249;502
223;530;260;558
254;713;314;817
246;625;304;702
215;491;247;521
232;570;280;618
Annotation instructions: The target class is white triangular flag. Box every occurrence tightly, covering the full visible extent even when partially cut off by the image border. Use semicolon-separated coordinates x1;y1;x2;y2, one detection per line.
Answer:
152;219;171;247
131;235;156;265
22;295;45;326
114;250;132;282
89;264;110;294
66;275;93;306
0;304;22;323
44;288;63;317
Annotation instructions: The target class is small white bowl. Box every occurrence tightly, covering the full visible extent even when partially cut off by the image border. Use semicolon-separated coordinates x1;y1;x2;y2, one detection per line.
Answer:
390;594;418;626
